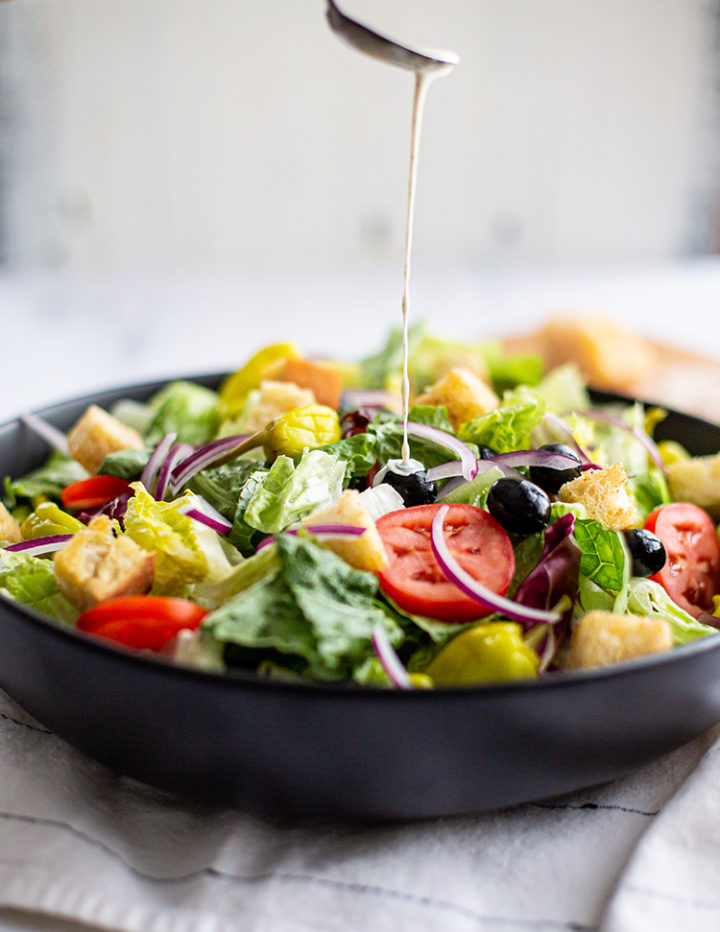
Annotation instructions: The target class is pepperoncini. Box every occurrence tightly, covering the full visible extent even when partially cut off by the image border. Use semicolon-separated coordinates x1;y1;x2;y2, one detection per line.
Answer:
267;405;341;458
425;622;540;686
21;502;84;540
219;343;301;419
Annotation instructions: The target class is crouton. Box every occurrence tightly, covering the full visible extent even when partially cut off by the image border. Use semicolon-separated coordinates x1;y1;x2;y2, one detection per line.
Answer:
272;358;343;410
414;367;500;431
302;489;388;571
558;462;637;530
538;316;657;391
54;515;156;611
67;405;144;475
665;453;720;521
566;610;672;669
243;380;316;434
0;502;22;544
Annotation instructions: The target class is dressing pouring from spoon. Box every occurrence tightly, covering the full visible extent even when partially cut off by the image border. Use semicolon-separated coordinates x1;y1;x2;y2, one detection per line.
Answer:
325;1;459;468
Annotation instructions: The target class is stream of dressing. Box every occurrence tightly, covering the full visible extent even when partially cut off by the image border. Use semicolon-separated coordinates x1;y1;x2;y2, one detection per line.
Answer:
400;67;451;464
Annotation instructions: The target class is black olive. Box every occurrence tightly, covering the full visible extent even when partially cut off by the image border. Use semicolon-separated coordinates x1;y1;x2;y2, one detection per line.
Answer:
624;529;667;576
486;478;551;535
380;464;437;507
529;443;583;494
477;446;498;460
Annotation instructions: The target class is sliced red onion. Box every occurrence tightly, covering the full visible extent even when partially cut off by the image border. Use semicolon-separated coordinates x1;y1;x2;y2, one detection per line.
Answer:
491;449;584;471
427;457;524;484
582;409;665;472
3;534;73;557
178;496;233;535
371;623;412;689
141;432;177;495
170;435;251;493
20;412;70;458
430;506;561;625
406;422;477;482
255;524;367;552
155;442;194;501
533;412;594;465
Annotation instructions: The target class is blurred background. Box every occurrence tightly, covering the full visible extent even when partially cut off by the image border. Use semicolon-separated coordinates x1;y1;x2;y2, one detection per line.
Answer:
2;0;720;414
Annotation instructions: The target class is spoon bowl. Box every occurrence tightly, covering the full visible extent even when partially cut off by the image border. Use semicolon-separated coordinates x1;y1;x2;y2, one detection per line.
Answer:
326;0;459;73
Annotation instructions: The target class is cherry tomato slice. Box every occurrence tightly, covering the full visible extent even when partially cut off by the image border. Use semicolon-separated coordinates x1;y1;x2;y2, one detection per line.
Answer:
61;476;132;511
644;503;720;618
376;503;515;623
77;596;207;651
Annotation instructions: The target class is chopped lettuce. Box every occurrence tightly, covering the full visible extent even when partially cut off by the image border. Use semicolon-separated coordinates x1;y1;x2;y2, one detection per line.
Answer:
145;381;220;447
574;519;626;593
203;534;403;680
98;448;151;481
480;342;544;393
622;579;718;644
440;465;504;508
4;454;87;506
124;484;234;594
0;550;77;625
533;364;590;414
242;450;346;534
458;387;546;452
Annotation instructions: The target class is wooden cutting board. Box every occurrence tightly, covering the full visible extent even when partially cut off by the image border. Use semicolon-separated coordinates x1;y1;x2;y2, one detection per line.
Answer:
502;331;720;424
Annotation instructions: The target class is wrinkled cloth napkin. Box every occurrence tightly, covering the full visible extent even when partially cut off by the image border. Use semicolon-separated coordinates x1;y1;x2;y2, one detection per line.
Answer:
0;687;719;932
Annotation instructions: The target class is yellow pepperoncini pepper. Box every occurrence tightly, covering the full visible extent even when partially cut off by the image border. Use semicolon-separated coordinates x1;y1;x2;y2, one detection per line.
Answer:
267;405;341;458
218;343;301;418
20;502;84;540
425;622;540;686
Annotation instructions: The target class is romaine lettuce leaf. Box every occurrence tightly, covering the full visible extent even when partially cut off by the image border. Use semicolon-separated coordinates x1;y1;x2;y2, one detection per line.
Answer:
458;387;546;453
145;381;220;447
243;450;346;534
124;484;234;594
622;579;718;644
574;519;626;592
99;448;151;481
203;534;403;680
4;454;88;506
0;550;77;625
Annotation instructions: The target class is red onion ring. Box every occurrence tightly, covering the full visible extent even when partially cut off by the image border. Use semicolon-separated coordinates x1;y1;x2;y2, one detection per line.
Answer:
3;534;73;558
406;422;478;482
371;623;412;689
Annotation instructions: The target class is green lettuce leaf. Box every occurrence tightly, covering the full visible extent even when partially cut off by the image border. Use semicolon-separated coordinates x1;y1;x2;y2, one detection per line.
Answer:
203;534;403;680
458;387;546;453
0;550;77;625
99;448;151;481
574;519;626;592
243;450;346;534
4;454;88;506
145;381;220;447
124;484;234;594
623;578;718;645
439;465;504;508
533;364;590;413
480;342;544;393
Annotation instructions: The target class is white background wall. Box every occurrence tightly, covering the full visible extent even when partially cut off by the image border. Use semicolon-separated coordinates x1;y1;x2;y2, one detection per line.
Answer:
2;0;719;270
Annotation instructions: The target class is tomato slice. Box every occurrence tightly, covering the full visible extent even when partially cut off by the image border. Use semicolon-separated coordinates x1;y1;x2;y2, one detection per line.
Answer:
644;503;720;618
61;475;132;511
376;503;515;623
77;596;207;651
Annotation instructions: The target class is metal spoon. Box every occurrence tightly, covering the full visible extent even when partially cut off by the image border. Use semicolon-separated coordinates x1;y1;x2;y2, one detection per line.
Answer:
326;0;459;73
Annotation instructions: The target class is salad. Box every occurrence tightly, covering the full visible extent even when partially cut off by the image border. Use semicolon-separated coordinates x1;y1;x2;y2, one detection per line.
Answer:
1;324;719;688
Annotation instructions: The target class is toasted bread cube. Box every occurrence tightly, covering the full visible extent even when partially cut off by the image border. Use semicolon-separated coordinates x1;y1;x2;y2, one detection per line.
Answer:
414;367;500;431
666;453;720;521
566;610;672;669
273;358;343;410
0;502;22;544
67;405;144;475
302;489;388;571
539;315;657;391
54;515;156;611
558;462;637;530
243;380;316;433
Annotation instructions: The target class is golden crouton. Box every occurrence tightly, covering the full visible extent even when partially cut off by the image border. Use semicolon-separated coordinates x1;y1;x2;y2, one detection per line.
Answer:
566;610;672;669
243;380;316;434
665;454;720;521
539;316;657;391
414;367;500;431
558;462;637;530
302;489;388;571
67;405;144;475
0;502;22;544
54;515;156;611
272;358;343;410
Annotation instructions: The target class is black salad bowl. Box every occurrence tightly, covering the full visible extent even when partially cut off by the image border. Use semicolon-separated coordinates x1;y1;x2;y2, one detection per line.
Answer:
1;378;720;821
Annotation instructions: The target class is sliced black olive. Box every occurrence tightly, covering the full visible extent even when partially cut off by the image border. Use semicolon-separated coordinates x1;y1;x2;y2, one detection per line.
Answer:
624;528;667;576
380;462;437;507
529;443;583;494
477;445;498;460
486;478;551;535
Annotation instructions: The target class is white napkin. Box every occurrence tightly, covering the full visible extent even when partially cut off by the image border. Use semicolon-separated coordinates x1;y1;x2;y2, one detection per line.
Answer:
0;686;718;932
